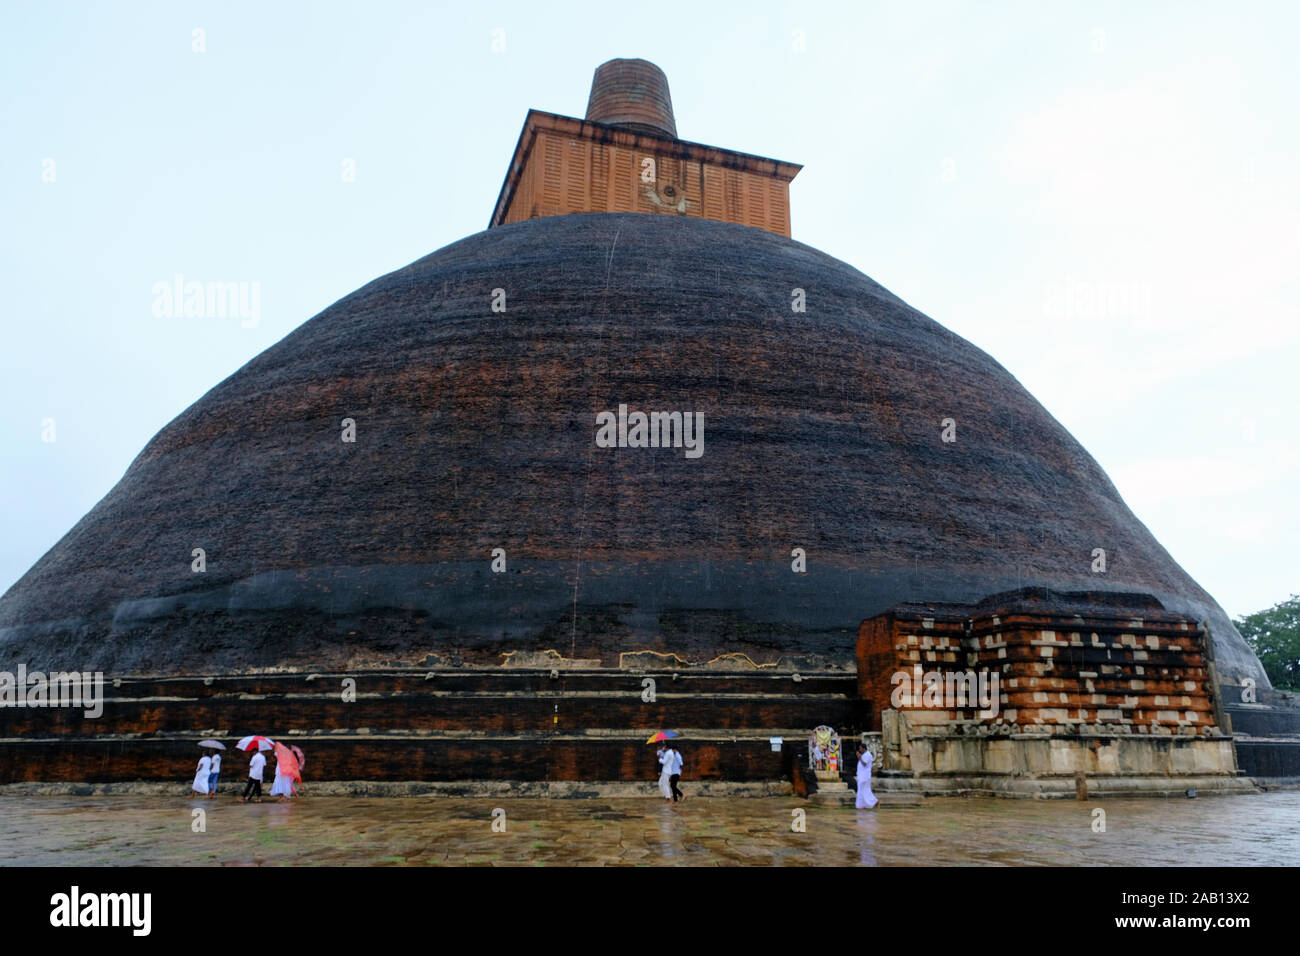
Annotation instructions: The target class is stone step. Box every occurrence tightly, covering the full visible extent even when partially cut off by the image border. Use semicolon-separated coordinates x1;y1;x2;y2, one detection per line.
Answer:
1232;739;1300;777
0;779;799;798
0;692;864;736
1223;703;1300;738
88;670;858;699
808;790;856;806
0;734;808;785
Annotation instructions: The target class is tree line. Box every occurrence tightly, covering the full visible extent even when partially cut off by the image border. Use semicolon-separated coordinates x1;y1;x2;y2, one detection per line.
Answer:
1236;595;1300;691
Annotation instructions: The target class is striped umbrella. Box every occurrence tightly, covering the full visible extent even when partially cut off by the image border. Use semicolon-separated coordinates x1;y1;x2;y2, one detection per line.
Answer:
645;730;680;743
235;735;276;752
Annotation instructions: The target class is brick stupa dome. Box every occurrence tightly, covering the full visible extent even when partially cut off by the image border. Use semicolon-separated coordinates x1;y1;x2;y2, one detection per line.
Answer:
0;213;1268;684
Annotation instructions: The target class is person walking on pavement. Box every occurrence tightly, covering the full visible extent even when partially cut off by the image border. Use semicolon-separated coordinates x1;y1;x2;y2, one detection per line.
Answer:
657;745;673;801
664;744;684;804
190;753;211;797
855;744;879;809
206;750;221;799
239;748;267;803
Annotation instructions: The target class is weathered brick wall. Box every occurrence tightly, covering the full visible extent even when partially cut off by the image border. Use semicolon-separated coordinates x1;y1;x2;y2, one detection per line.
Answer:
0;736;799;786
0;670;862;784
0;213;1265;683
969;613;1215;732
857;612;967;726
858;597;1221;737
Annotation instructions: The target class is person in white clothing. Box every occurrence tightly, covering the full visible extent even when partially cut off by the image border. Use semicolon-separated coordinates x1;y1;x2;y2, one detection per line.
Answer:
855;744;878;809
269;745;296;801
191;754;211;796
657;746;673;801
206;752;221;799
270;763;291;799
664;746;684;803
240;750;267;802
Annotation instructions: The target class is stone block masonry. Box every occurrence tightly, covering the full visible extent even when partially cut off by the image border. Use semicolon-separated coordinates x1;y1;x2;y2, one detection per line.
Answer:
859;589;1221;736
856;589;1248;795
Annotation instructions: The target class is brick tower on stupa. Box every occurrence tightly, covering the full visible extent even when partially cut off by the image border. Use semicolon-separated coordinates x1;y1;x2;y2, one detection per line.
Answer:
490;58;800;236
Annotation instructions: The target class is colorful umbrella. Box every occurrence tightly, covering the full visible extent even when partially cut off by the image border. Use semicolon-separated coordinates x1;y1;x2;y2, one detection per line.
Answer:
273;741;301;784
197;739;227;750
236;735;275;752
646;730;680;743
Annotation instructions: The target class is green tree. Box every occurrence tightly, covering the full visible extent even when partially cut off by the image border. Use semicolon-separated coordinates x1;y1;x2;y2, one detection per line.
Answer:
1235;596;1300;691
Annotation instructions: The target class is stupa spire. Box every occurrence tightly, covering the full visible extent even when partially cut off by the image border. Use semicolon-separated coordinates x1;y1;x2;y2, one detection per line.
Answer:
584;58;677;139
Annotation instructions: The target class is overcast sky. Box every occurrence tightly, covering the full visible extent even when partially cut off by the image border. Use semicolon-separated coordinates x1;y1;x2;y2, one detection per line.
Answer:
2;0;1296;618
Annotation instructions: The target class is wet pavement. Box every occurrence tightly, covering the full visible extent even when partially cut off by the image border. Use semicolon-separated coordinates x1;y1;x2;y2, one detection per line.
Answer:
2;791;1297;866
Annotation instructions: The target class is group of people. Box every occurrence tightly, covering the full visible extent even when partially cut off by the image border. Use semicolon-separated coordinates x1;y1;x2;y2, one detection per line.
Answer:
189;751;222;799
189;736;876;809
189;742;304;803
648;740;878;810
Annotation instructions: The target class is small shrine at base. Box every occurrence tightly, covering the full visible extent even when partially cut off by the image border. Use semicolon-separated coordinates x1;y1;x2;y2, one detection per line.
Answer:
808;725;842;781
807;725;854;803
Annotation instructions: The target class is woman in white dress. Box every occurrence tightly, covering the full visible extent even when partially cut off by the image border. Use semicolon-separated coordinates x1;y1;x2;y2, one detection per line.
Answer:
855;744;878;809
191;753;211;796
269;741;300;801
269;756;292;800
657;752;673;802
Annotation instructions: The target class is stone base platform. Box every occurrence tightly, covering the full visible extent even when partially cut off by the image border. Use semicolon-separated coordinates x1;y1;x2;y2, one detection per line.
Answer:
0;779;945;804
874;771;1259;799
0;779;796;798
807;780;855;806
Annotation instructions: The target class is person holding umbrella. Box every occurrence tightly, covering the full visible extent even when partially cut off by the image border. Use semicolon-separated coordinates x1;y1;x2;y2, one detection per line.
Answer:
647;731;681;802
208;749;221;798
236;735;273;803
198;740;226;799
269;741;301;802
664;742;684;804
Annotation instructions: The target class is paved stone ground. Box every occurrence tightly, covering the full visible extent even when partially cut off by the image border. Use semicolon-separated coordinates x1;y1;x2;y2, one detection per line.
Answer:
2;792;1297;866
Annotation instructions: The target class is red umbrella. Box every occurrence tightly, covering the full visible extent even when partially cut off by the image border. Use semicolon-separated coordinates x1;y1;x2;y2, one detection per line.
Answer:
236;735;275;752
273;742;301;785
